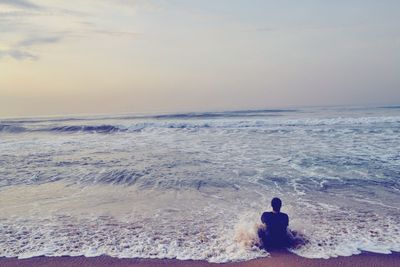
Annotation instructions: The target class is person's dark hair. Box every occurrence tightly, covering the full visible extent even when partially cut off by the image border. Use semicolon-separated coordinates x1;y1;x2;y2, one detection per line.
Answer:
271;197;282;212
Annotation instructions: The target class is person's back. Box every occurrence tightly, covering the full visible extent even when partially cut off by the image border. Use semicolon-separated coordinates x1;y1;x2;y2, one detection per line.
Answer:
259;198;290;248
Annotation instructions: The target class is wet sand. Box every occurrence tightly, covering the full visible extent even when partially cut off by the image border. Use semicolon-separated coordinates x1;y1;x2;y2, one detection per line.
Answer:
1;251;399;267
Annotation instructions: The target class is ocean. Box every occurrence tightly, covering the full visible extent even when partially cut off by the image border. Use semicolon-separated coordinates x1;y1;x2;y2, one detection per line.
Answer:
0;106;399;262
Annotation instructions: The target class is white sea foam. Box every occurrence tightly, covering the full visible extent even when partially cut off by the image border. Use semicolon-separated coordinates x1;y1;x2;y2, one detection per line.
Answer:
0;182;399;262
0;183;270;262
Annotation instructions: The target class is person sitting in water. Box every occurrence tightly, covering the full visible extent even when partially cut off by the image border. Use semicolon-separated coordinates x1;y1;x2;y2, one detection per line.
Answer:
259;197;291;248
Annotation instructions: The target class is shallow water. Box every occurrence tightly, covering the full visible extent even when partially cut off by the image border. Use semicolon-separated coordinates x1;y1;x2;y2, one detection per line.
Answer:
0;106;399;262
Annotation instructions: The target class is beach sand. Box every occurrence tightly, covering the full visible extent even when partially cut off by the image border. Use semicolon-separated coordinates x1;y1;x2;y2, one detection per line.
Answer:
1;251;399;267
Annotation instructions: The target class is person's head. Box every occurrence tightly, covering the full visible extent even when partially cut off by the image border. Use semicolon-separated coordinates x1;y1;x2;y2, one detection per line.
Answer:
271;197;282;212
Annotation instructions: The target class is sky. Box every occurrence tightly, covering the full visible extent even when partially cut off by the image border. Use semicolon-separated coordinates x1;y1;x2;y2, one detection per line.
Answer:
0;0;399;117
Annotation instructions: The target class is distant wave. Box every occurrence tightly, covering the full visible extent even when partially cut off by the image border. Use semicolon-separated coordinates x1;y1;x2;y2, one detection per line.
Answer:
0;124;27;133
3;106;400;125
0;124;126;134
149;109;297;119
1;117;87;124
0;109;297;124
379;105;400;109
1;115;399;134
48;125;123;133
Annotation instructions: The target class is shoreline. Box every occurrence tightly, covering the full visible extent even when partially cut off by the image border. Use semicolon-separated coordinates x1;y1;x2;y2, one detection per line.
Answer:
1;251;399;267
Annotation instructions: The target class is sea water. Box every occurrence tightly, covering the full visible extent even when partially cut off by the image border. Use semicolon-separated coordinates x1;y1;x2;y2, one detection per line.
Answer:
0;106;399;262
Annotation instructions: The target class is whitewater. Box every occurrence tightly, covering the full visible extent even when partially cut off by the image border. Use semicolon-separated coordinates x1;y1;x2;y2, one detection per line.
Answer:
0;106;400;262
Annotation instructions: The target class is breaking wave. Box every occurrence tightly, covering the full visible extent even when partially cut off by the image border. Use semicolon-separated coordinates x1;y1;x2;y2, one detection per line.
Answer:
48;125;123;133
1;114;399;134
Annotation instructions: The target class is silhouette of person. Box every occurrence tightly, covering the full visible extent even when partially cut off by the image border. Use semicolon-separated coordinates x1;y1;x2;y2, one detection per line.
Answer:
259;197;291;248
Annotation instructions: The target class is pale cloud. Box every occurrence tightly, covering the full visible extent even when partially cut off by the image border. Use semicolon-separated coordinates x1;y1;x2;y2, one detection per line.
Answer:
0;49;38;60
0;0;143;61
0;34;63;61
17;36;63;47
102;0;162;11
0;0;39;9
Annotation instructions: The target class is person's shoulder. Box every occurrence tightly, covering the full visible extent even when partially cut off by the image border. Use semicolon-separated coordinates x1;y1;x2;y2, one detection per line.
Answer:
280;212;289;219
262;211;273;216
261;211;272;218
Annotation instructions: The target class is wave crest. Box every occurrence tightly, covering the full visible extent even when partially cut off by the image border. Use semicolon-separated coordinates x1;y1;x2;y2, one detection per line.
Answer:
48;125;123;133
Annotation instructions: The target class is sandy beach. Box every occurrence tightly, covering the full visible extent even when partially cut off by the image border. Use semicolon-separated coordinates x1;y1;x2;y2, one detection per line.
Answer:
1;251;399;267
